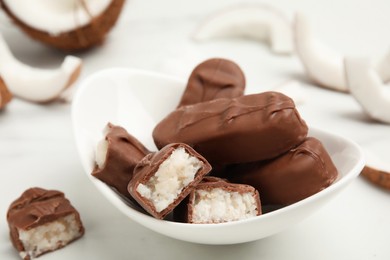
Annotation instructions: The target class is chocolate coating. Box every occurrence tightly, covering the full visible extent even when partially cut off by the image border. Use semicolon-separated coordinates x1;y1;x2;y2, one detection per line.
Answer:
179;177;261;224
153;91;308;164
92;123;150;198
220;137;339;205
7;187;84;258
128;143;212;219
177;58;245;107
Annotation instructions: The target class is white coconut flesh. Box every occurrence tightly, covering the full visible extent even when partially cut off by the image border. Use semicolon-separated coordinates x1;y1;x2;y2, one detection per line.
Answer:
2;0;112;35
18;214;82;259
294;12;348;92
192;188;259;224
0;33;82;102
136;147;203;213
344;56;390;124
193;5;294;54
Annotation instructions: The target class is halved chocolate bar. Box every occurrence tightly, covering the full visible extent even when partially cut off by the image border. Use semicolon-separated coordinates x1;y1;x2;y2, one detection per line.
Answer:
128;143;212;219
180;177;261;224
92;123;150;198
7;188;84;260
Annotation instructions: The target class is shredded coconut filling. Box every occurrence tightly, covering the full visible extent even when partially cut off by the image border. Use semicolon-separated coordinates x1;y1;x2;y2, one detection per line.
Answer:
136;147;203;212
95;139;108;169
192;188;258;223
18;214;82;258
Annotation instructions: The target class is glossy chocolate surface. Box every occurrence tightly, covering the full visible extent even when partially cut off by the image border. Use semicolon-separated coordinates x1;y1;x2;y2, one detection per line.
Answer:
7;187;84;256
92;123;150;198
220;137;338;205
154;91;308;164
177;58;245;107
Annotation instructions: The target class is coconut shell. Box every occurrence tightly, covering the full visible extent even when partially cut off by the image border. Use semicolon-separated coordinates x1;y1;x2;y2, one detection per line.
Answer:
0;76;12;109
0;0;125;51
361;165;390;190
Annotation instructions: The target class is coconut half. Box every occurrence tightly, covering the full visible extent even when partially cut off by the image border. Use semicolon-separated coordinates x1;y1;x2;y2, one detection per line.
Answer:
0;33;82;103
344;56;390;124
192;4;294;55
0;0;125;51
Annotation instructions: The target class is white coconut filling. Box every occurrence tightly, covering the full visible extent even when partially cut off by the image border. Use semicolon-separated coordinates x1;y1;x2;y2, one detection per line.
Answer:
192;188;258;223
95;125;111;169
18;214;82;259
95;139;108;169
3;0;112;35
0;34;82;102
136;147;203;213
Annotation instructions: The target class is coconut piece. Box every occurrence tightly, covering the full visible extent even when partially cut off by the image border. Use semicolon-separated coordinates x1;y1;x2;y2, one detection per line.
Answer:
344;56;390;124
0;0;125;51
0;76;12;109
375;48;390;83
294;12;348;92
192;4;293;54
0;33;82;103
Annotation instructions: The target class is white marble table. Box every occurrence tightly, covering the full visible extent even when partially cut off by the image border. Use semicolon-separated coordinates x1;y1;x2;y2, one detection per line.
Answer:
1;0;390;259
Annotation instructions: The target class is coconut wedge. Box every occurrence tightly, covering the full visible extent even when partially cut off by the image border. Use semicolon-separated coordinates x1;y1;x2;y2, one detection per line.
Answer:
193;4;294;54
0;0;125;51
0;33;82;103
294;13;390;93
294;12;348;92
344;56;390;124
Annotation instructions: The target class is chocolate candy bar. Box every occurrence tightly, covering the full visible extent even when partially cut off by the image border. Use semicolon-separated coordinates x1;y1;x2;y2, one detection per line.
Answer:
128;143;212;219
221;137;338;205
92;123;150;198
177;58;245;107
153;91;308;164
7;188;84;260
177;177;261;224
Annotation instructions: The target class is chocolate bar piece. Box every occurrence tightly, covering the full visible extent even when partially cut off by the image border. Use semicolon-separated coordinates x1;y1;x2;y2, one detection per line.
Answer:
177;58;245;107
92;123;150;198
7;188;84;260
221;137;338;205
153;91;308;164
128;143;212;219
178;177;261;224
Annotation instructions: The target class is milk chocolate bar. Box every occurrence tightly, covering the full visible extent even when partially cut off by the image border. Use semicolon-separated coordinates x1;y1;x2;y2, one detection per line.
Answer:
7;188;84;260
128;143;212;219
153;91;308;164
177;58;245;107
178;177;261;224
92;123;150;198
221;137;338;205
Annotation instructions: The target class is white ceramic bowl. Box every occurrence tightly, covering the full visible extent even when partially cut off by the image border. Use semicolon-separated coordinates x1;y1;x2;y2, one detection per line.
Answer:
72;68;365;245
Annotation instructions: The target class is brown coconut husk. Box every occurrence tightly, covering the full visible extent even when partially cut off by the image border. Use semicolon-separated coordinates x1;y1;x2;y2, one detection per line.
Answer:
0;0;125;52
361;166;390;191
0;76;13;109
